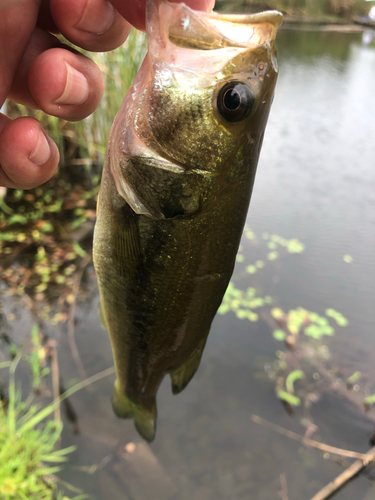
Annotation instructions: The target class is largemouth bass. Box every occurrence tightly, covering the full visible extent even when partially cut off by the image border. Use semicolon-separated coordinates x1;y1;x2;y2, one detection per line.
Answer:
93;0;282;442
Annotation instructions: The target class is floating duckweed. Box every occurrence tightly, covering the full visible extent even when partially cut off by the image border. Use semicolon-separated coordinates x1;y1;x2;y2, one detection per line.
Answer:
219;283;266;320
236;254;245;263
267;251;278;261
304;324;335;339
248;298;264;308
236;310;248;320
256;260;265;268
271;308;284;320
248;312;259;322
246;265;257;274
347;371;361;385
287;308;308;335
343;255;353;263
364;395;375;405
273;330;287;341
325;308;349;327
287;239;305;254
262;232;270;240
267;241;277;250
244;228;255;240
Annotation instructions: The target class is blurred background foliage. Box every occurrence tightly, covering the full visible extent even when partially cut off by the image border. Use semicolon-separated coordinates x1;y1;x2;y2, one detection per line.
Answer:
215;0;375;19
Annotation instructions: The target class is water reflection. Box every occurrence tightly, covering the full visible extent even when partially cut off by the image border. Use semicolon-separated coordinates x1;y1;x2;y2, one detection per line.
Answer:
58;29;375;500
1;29;375;500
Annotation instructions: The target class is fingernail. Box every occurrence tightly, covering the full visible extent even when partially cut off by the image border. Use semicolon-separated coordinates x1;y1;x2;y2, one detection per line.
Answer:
75;0;115;35
29;130;51;165
54;63;89;106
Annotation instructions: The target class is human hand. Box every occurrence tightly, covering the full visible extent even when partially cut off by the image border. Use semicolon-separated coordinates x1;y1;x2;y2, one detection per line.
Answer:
0;0;215;191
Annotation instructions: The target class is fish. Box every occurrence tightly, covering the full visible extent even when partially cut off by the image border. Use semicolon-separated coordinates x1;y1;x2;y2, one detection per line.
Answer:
93;0;282;442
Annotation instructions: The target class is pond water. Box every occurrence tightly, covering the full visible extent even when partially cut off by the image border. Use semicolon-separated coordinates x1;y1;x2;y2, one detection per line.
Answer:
3;27;375;500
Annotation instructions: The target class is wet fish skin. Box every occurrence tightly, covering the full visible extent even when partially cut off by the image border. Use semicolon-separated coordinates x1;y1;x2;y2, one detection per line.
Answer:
93;0;282;441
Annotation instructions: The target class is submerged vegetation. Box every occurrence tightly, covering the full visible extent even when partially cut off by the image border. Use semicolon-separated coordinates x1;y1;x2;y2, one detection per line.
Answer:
218;225;375;421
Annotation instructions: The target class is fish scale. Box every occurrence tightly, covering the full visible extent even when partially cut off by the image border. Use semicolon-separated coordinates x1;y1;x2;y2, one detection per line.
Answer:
93;0;282;441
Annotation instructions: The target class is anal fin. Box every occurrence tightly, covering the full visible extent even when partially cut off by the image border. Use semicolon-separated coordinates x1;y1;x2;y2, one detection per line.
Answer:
112;380;157;442
169;340;206;395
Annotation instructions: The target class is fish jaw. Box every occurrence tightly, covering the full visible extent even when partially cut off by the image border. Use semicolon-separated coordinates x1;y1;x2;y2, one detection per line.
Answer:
108;2;282;219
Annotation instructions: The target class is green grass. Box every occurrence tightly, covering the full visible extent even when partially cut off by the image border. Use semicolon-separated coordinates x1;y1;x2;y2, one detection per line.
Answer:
0;354;115;500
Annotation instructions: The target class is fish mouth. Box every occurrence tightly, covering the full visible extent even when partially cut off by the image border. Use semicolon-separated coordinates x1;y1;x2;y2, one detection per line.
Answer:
201;10;283;46
156;1;283;50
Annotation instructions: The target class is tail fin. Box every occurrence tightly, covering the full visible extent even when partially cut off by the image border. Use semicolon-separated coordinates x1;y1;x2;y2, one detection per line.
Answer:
111;380;157;442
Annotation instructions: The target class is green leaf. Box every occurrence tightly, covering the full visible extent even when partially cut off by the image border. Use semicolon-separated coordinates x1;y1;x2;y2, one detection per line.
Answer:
364;395;375;405
347;371;361;385
286;370;305;394
273;330;286;342
287;239;305;254
7;214;28;225
236;310;248;320
217;304;229;315
271;308;284;320
246;265;257;274
72;241;88;258
277;390;301;406
267;251;278;261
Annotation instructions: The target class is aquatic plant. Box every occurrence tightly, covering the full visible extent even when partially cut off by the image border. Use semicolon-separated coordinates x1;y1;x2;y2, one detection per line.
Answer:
0;342;115;500
0;356;79;500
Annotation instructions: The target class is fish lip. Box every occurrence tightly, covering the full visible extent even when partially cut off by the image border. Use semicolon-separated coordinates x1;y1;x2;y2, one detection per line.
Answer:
208;10;283;29
206;9;283;46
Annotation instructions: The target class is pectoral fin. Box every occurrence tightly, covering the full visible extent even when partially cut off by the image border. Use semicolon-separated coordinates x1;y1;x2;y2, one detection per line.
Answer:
112;380;157;442
169;340;206;395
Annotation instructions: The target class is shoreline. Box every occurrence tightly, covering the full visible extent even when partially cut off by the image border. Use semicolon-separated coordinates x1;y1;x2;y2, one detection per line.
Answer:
281;15;375;32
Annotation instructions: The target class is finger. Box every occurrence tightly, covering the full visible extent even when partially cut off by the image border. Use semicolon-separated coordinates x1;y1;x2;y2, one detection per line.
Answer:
36;0;60;34
109;0;216;31
0;116;60;189
50;0;131;52
29;47;105;121
0;0;29;9
0;0;39;105
8;28;60;109
9;29;104;122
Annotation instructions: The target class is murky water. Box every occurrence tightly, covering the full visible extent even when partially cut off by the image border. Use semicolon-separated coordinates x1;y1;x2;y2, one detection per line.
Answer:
3;28;375;500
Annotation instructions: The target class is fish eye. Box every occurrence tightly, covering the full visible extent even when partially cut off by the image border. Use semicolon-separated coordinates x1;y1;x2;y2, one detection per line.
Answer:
217;81;255;123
